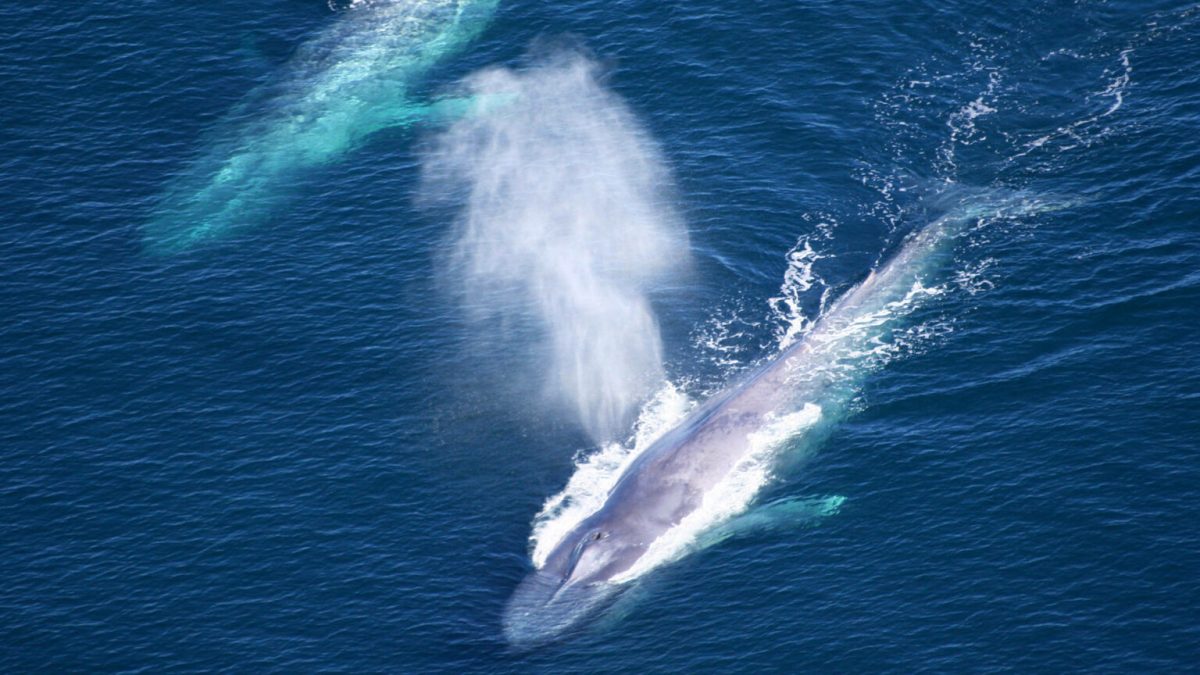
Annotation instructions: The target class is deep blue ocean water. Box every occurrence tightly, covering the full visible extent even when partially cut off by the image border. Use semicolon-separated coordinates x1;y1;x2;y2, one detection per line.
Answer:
3;0;1199;670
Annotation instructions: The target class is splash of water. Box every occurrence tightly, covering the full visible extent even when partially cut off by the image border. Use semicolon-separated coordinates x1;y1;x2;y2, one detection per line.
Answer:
425;54;689;442
144;0;497;254
529;382;693;568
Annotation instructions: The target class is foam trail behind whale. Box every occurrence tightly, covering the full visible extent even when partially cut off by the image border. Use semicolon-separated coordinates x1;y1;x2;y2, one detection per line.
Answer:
143;0;497;254
424;54;689;442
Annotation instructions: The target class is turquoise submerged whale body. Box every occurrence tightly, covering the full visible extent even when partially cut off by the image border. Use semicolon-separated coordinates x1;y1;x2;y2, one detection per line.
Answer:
143;0;498;254
504;191;1070;645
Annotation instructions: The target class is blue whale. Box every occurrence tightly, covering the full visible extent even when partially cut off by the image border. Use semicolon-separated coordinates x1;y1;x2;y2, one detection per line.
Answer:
503;192;1065;645
143;0;497;254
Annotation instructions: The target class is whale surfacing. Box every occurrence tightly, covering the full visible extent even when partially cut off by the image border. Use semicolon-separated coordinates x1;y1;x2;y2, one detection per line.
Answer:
503;193;1064;645
143;0;497;254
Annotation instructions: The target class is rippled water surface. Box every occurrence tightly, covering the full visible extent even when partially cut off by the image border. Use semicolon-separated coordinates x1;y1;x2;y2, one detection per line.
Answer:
3;0;1198;670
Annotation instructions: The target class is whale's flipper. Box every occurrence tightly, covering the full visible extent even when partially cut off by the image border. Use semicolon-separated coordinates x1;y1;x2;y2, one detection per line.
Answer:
699;495;847;550
584;495;846;637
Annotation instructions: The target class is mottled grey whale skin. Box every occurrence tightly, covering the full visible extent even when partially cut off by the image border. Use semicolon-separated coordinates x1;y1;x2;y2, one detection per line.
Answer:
502;194;1058;646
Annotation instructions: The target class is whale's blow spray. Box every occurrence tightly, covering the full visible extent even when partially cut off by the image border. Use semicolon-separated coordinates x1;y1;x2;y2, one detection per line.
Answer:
425;54;688;442
143;0;497;254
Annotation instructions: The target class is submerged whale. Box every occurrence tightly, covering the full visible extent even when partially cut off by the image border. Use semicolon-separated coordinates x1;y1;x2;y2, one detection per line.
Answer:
503;192;1064;645
143;0;497;254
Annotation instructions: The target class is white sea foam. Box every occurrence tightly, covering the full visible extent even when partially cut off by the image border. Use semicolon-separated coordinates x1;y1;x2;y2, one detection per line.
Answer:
611;403;824;582
940;69;1002;174
768;230;831;350
529;383;694;567
1015;48;1134;158
689;227;831;382
954;257;997;295
694;308;759;373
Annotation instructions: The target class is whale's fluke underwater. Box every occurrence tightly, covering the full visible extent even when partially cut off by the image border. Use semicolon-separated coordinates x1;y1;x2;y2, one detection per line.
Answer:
504;191;1070;645
143;0;497;254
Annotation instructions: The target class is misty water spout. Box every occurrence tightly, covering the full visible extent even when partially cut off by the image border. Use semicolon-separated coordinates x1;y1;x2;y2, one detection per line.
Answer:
425;54;689;441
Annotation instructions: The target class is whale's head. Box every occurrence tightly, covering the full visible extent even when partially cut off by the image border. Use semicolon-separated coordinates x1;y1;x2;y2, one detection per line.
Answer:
503;516;647;646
